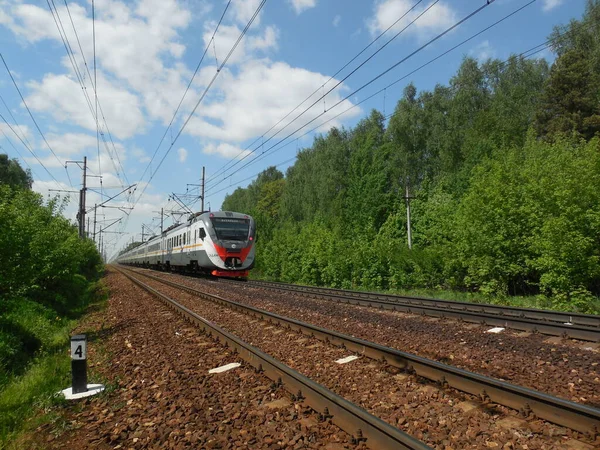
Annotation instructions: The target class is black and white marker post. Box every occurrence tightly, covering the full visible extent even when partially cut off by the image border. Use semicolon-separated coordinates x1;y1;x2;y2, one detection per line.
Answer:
71;334;87;393
59;334;105;400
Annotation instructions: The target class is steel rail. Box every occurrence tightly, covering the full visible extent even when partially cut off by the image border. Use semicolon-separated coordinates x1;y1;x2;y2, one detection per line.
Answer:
121;266;600;436
236;279;600;342
114;266;430;450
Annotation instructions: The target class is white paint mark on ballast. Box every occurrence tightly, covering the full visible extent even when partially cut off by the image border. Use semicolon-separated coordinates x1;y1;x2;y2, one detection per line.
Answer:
335;355;360;364
208;362;241;374
486;327;505;334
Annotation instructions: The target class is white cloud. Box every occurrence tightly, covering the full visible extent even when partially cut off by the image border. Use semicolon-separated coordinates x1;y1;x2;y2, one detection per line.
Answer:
2;0;197;126
25;72;145;139
248;25;279;52
230;0;263;25
367;0;457;40
132;147;151;163
0;123;33;145
185;60;360;143
333;15;341;27
45;132;98;156
288;0;317;15
469;40;496;63
542;0;564;12
202;142;250;159
177;147;188;162
203;22;247;65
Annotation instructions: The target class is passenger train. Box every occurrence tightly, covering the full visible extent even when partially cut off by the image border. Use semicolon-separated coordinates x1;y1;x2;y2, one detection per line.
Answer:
117;211;255;278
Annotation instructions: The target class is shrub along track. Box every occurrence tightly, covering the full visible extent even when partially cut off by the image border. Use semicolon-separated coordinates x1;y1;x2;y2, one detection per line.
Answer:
43;268;374;450
120;266;600;449
132;268;600;410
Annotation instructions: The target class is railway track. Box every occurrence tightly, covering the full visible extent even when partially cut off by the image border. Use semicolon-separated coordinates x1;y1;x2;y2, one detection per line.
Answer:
115;266;429;450
119;265;600;437
226;279;600;342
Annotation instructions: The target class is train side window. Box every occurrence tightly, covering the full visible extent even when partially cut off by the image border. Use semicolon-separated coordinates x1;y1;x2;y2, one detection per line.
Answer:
199;228;206;240
184;233;186;245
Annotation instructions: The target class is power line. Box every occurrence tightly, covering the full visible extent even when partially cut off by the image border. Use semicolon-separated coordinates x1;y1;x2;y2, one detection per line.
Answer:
205;0;448;187
0;93;37;161
0;128;42;181
135;0;233;191
219;0;540;178
205;1;564;202
48;0;129;189
0;112;61;186
206;0;428;185
0;53;72;186
63;0;128;186
204;0;500;192
129;0;267;212
92;0;101;190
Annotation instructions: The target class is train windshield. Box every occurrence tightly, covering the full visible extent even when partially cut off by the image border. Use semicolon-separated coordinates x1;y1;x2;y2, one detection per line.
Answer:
211;218;250;241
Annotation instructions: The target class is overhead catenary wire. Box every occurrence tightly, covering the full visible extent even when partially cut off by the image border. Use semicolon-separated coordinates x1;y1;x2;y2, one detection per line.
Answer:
0;112;62;186
134;0;233;199
205;0;428;185
115;0;265;250
203;0;542;199
129;0;267;213
204;0;462;190
0;128;42;181
48;0;129;190
63;0;129;187
92;0;102;198
46;0;124;196
0;91;60;183
204;0;501;193
0;53;73;187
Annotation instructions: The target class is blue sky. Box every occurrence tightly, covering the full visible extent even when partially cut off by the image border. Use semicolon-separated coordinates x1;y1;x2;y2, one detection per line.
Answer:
0;0;586;258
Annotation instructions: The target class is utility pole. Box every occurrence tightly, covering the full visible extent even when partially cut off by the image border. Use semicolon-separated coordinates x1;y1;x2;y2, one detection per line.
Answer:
141;224;145;243
153;208;164;233
81;156;87;238
68;156;87;239
93;203;97;242
201;166;205;212
86;216;90;238
404;183;415;250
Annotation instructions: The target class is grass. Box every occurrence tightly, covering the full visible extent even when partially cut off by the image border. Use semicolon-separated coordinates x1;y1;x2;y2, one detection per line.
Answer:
0;281;109;449
0;353;71;449
251;271;600;315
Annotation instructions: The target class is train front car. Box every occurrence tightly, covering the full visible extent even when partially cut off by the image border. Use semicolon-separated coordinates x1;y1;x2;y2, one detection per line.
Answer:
201;211;255;278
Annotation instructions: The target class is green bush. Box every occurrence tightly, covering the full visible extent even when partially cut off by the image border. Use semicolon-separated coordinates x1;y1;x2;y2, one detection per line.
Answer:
0;184;103;383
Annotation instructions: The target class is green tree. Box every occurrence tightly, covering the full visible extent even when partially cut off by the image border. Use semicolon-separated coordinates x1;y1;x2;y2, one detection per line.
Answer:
0;154;32;190
535;49;600;139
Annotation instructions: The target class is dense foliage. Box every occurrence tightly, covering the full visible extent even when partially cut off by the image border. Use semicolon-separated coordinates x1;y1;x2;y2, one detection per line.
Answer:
0;166;103;385
0;155;32;191
223;2;600;312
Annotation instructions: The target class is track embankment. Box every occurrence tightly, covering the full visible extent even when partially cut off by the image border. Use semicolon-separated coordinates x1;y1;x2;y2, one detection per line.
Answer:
139;269;600;409
123;267;599;449
41;268;365;449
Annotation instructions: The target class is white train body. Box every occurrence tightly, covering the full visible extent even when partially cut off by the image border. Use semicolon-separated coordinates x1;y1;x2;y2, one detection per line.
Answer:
117;211;255;278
